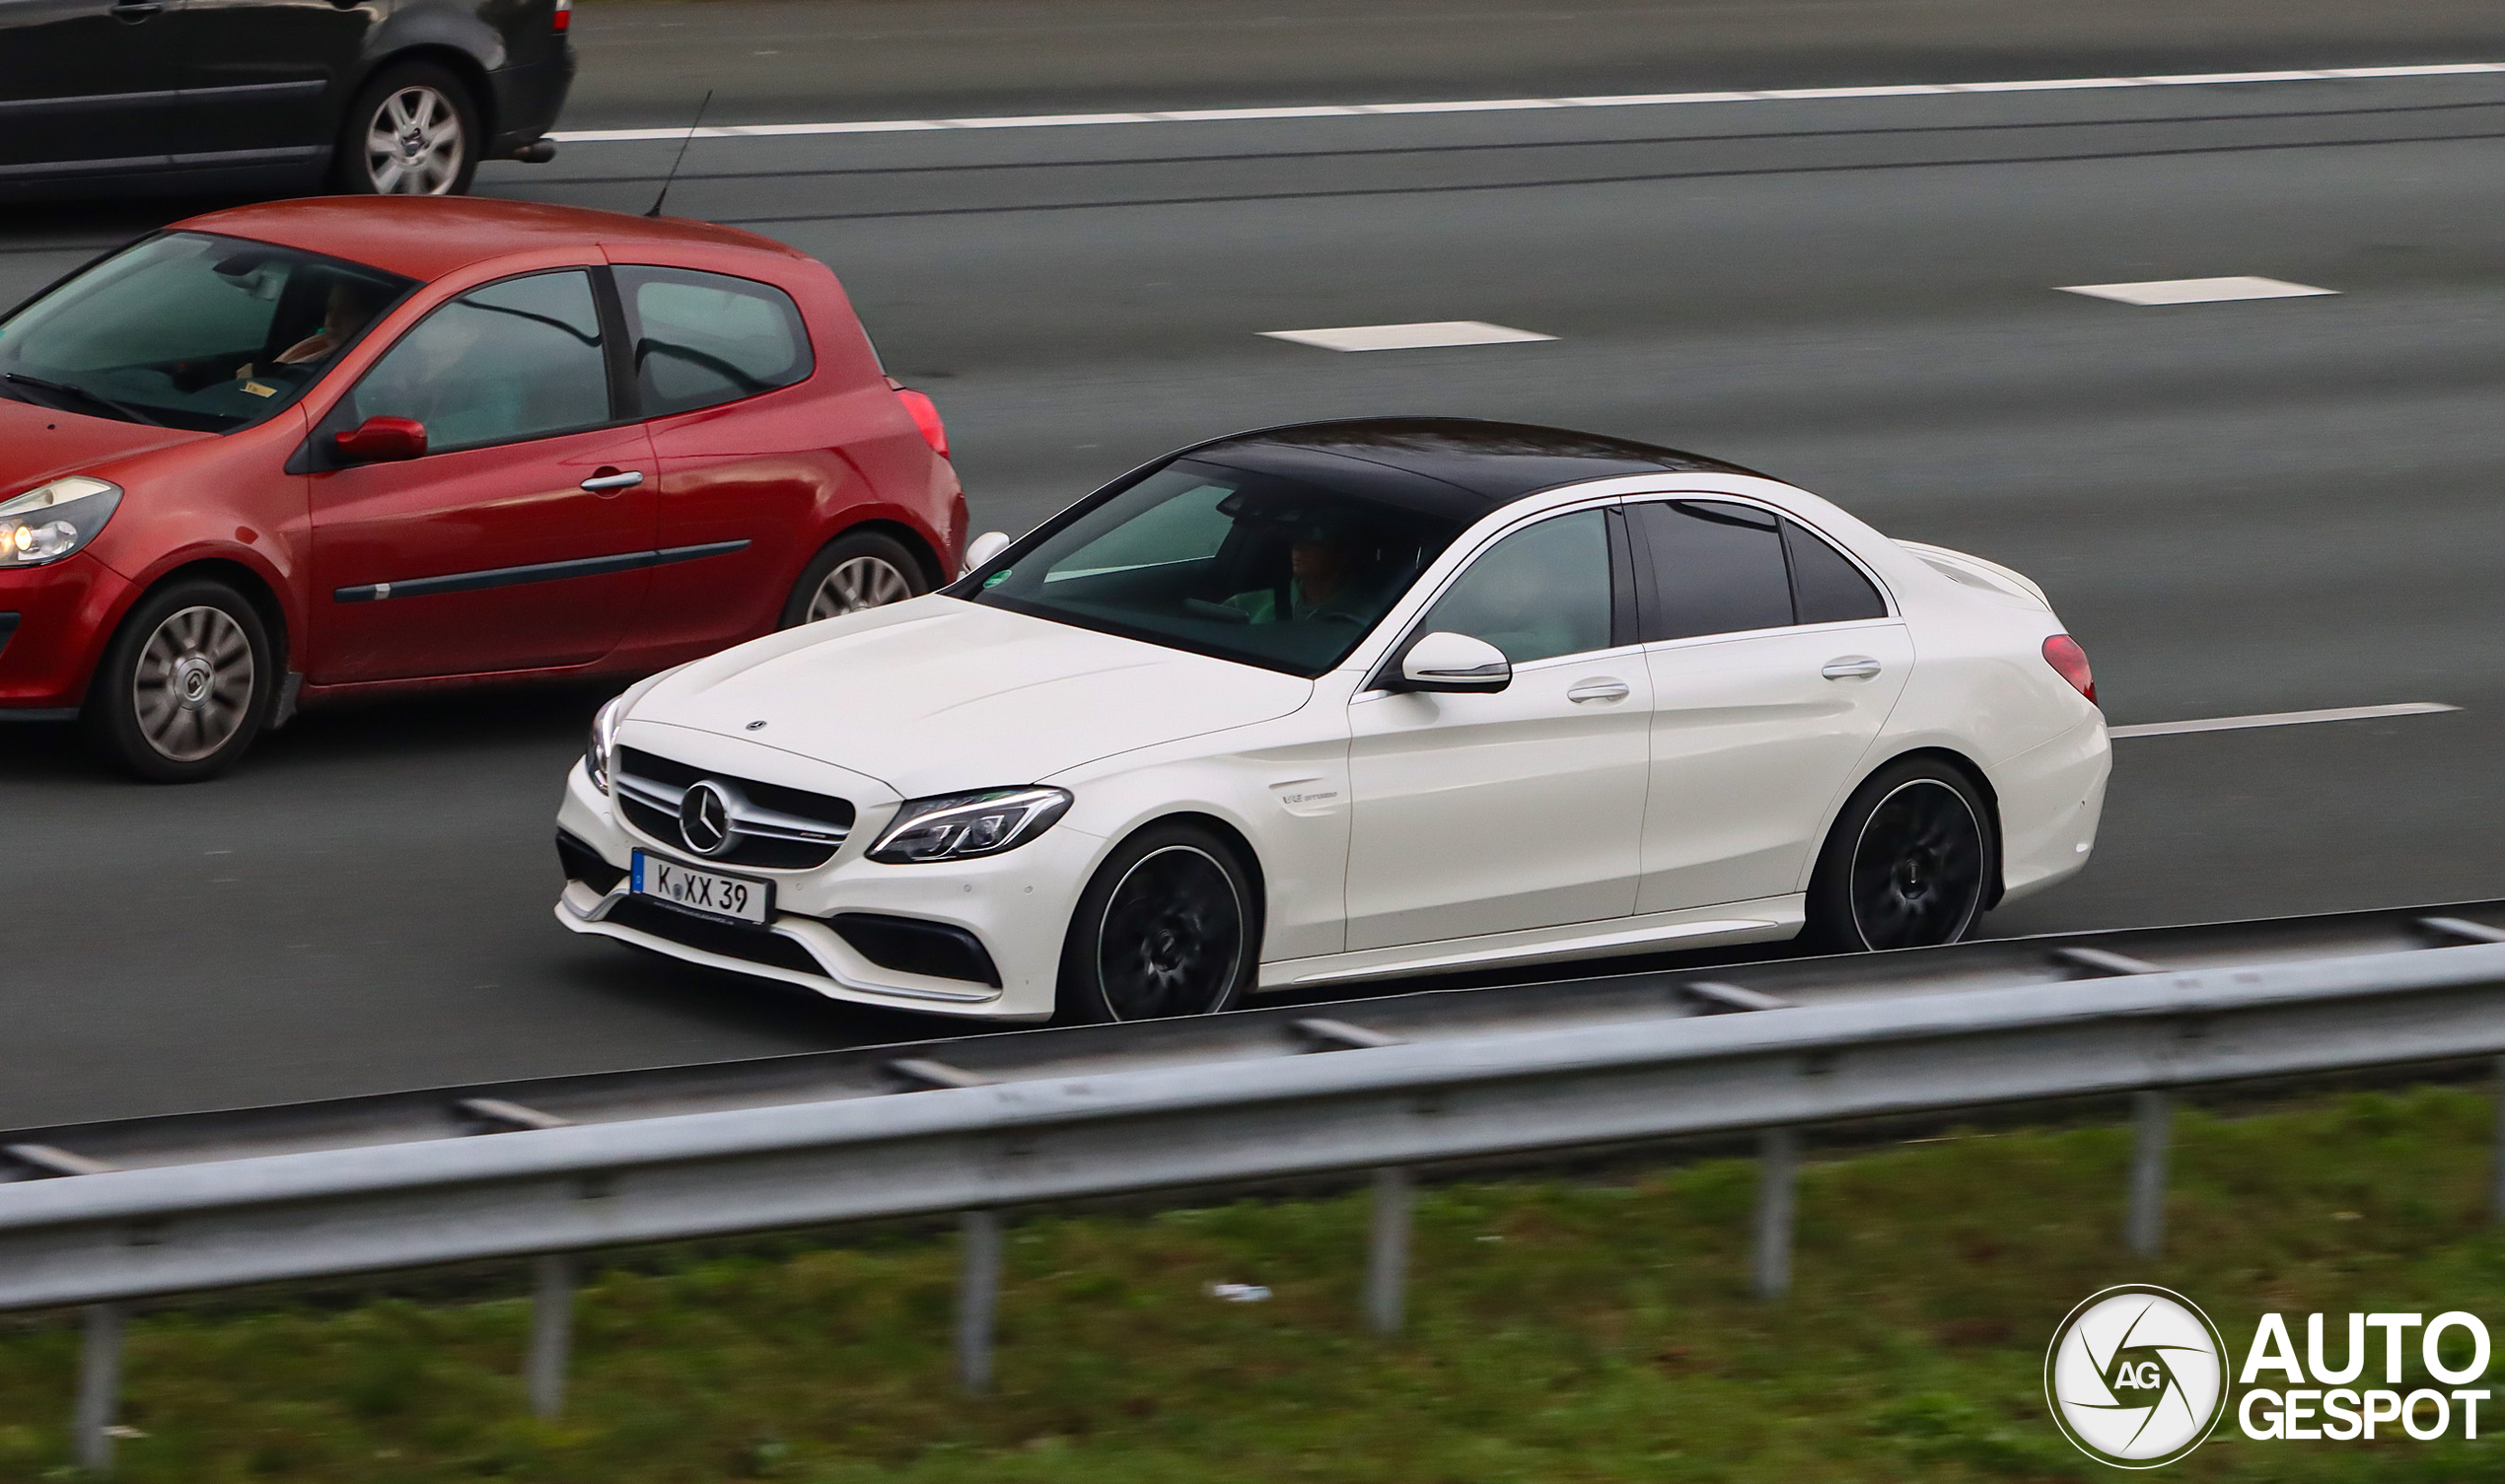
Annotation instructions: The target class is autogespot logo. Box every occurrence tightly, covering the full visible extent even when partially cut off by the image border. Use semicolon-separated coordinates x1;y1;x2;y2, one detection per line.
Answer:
2045;1286;2230;1468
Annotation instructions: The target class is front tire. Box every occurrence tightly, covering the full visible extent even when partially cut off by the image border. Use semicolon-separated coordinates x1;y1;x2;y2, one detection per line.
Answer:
778;530;928;627
1803;757;1995;952
333;62;481;196
82;580;275;783
1056;823;1259;1024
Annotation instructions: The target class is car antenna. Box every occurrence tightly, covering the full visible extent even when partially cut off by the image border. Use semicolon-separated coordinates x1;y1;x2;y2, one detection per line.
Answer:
645;89;714;218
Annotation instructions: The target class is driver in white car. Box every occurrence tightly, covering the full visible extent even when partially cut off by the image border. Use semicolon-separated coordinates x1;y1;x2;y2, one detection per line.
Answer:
1224;514;1380;625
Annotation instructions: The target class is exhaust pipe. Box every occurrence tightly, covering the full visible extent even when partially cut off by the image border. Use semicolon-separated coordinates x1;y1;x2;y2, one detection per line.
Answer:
507;138;558;164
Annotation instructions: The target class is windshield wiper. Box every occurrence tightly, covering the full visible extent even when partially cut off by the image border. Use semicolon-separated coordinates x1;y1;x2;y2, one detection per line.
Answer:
2;372;165;427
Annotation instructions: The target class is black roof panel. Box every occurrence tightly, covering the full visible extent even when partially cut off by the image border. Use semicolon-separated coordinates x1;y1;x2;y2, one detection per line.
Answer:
1186;417;1762;514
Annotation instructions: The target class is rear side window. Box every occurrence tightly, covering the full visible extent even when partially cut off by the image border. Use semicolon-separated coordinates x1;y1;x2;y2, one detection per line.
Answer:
1633;500;1793;640
1783;519;1889;624
616;265;812;417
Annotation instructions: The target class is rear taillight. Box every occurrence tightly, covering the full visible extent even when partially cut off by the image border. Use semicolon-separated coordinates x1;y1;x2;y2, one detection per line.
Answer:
2042;633;2096;704
553;0;570;31
894;385;949;460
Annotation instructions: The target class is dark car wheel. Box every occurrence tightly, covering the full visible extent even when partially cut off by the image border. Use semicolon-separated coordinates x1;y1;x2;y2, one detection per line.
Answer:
82;580;275;783
1057;823;1259;1024
1804;758;1996;953
779;531;928;627
334;62;482;196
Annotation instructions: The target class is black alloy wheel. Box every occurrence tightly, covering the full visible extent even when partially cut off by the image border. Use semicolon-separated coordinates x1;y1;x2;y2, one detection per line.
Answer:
1805;759;1995;952
1058;824;1259;1023
82;578;276;783
779;530;930;628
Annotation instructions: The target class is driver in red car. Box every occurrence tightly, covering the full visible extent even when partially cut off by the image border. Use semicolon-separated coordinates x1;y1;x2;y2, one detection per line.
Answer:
236;278;388;384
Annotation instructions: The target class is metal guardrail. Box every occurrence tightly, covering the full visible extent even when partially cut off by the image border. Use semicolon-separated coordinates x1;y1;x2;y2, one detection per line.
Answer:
12;925;2505;1470
10;898;2503;1176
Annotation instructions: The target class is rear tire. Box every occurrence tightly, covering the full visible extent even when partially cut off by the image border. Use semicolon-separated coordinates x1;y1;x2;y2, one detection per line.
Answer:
779;530;928;627
1056;823;1259;1024
333;61;481;196
82;580;275;783
1803;757;1995;952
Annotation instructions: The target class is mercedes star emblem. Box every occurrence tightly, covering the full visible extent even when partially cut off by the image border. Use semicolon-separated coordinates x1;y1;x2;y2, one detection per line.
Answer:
679;780;736;857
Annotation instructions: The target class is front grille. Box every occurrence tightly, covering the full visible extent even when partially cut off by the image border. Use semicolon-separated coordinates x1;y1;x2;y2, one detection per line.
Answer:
605;896;827;978
614;746;855;870
831;913;1002;987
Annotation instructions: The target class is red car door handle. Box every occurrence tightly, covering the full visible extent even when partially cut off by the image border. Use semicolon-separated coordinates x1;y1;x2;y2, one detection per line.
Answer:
580;469;645;492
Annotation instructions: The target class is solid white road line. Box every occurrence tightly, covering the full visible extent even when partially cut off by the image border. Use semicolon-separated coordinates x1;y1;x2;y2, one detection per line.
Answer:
2059;276;2337;305
546;62;2505;143
1260;321;1556;351
2109;702;2459;740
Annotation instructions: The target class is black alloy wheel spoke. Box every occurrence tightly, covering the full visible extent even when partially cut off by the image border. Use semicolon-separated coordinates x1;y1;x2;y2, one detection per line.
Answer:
1849;781;1983;951
1098;848;1243;1021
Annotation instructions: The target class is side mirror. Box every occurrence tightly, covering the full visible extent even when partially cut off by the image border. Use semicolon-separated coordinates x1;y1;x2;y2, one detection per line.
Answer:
332;415;426;464
961;530;1013;576
1395;631;1512;693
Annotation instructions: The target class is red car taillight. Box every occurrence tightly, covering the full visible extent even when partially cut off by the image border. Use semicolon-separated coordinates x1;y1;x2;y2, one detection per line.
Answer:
553;0;570;32
2042;633;2096;704
893;385;949;460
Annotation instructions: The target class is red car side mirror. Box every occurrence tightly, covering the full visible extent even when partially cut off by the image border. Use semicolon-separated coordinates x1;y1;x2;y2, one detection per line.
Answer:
332;415;427;463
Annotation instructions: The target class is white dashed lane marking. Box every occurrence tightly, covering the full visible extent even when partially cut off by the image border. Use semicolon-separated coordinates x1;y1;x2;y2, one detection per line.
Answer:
548;62;2505;142
1260;321;1556;351
2058;276;2338;306
2110;702;2458;740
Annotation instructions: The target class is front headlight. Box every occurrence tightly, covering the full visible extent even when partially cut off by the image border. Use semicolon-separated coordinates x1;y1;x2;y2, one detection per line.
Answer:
869;786;1073;864
585;693;626;795
0;476;121;567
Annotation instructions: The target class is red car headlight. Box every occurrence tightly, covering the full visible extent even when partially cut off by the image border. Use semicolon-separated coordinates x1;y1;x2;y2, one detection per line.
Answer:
0;476;121;568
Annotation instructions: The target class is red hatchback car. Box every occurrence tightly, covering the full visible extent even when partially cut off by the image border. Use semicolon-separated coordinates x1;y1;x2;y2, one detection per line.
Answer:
0;196;963;781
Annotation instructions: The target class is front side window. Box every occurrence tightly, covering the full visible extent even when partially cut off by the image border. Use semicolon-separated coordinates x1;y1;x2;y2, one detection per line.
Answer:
1412;510;1614;664
966;459;1467;677
617;265;812;417
343;270;611;453
0;232;410;433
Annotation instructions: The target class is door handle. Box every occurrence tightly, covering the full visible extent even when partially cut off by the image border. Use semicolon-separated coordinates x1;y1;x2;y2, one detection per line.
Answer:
109;2;163;18
1822;656;1883;681
579;469;645;492
1566;677;1631;704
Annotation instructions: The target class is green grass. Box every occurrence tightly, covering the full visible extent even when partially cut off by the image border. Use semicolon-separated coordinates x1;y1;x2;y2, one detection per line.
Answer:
9;1087;2505;1481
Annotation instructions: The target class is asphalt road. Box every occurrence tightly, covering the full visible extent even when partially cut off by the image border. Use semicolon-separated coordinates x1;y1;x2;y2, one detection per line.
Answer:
6;5;2505;1127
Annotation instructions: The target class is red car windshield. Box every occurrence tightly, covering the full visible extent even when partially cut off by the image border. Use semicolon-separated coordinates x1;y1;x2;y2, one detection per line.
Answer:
0;232;414;434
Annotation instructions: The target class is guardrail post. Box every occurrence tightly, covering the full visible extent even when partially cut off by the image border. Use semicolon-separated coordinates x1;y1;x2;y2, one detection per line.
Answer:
957;1210;1002;1393
2127;1091;2171;1257
74;1302;123;1474
2491;1057;2505;1224
526;1254;575;1420
1754;1128;1798;1300
1367;1166;1413;1336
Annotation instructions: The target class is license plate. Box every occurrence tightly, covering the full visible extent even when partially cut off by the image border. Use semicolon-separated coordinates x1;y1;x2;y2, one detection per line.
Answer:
632;851;772;925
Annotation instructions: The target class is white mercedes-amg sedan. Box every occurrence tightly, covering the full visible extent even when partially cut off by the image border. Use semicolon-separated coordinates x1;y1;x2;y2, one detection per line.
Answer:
555;419;2108;1023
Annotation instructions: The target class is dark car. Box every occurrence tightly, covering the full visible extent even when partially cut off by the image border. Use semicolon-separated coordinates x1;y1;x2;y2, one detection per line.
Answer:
0;0;574;198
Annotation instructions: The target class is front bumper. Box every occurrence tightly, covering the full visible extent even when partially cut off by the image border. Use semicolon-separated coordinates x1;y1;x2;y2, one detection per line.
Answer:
554;758;1091;1020
0;554;131;713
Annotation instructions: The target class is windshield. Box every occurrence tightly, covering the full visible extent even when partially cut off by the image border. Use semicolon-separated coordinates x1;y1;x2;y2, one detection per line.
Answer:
966;459;1469;676
0;232;413;433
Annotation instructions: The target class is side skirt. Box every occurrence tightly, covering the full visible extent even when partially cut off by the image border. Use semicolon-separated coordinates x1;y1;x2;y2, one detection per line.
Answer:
1255;896;1805;991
